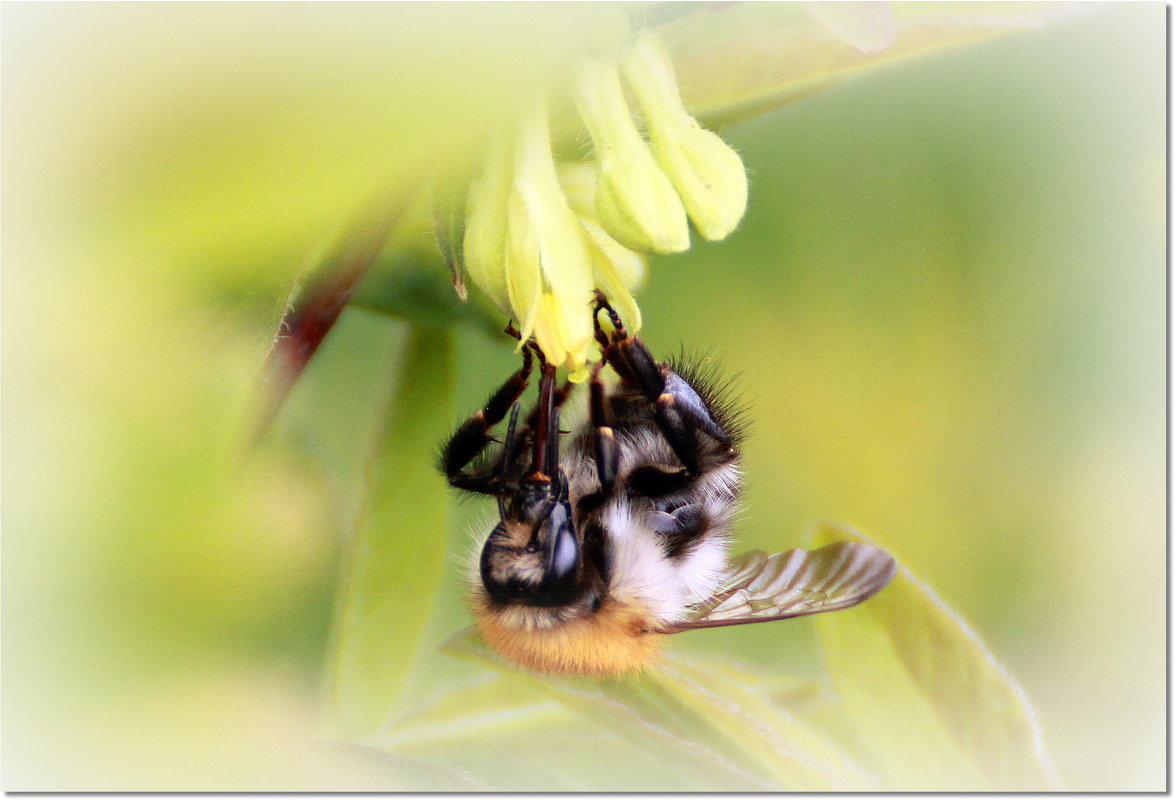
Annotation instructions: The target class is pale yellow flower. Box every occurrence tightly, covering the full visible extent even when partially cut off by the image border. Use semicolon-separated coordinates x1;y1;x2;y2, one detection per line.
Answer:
463;100;597;371
622;31;748;242
453;31;747;374
573;58;690;255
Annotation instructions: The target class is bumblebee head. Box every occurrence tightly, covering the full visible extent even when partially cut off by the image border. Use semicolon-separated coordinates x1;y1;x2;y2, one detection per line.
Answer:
479;481;582;609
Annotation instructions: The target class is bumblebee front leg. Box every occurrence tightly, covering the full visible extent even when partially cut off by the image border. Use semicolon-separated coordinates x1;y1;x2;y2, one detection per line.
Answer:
442;347;532;494
589;359;619;493
594;295;732;477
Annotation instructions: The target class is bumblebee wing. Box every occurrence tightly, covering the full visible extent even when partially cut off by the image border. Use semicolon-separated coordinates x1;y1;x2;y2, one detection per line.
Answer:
659;541;897;633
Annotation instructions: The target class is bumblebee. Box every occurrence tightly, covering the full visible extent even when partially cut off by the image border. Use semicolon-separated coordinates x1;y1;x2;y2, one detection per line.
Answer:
442;296;895;677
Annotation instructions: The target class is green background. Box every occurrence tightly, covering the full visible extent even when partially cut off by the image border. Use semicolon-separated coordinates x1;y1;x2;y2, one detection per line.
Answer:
3;2;1164;790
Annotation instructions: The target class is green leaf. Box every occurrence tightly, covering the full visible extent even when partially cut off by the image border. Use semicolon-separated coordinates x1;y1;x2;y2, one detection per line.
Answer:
343;746;490;791
251;178;424;444
442;629;770;790
377;673;565;751
375;672;688;790
663;5;1054;128
654;649;872;790
444;629;869;790
812;523;1061;790
351;253;504;337
802;2;898;53
323;325;455;741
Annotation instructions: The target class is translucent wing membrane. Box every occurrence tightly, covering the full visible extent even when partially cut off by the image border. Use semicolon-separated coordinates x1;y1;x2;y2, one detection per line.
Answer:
660;542;897;633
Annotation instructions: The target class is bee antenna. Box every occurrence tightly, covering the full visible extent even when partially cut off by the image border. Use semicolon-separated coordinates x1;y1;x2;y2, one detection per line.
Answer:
528;497;557;543
494;402;523;520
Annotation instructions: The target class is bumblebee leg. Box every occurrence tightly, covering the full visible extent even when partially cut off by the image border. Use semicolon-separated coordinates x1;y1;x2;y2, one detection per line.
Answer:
593;290;628;339
589;360;619;493
442;347;533;493
657;370;732;442
593;293;643;390
596;291;735;476
597;313;732;476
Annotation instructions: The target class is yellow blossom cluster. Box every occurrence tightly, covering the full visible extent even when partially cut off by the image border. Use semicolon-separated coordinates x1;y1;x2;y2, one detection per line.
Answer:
453;31;748;375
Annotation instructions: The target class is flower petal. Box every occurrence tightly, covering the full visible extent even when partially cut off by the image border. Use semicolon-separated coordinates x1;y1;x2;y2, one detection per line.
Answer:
574;58;690;254
510;101;597;369
622;32;748;241
462;130;515;314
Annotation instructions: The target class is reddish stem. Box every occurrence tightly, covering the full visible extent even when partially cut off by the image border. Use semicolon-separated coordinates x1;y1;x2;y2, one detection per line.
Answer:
249;174;424;446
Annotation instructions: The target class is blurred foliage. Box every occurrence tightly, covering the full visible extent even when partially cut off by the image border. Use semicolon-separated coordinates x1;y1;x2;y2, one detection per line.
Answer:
420;524;1057;791
810;525;1058;790
323;326;455;741
2;1;1163;792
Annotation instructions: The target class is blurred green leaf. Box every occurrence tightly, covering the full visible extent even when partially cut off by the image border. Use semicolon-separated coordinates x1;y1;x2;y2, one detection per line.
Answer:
378;673;563;751
345;746;489;791
625;2;711;30
654;650;872;790
323;326;455;741
802;2;898;53
445;628;869;790
667;6;1051;128
252;178;424;444
352;254;504;337
375;672;688;790
443;630;772;789
812;523;1061;790
431;171;473;303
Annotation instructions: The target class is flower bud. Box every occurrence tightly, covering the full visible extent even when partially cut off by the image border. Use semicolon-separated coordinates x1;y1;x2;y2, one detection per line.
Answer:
461;104;599;373
582;216;644;336
621;32;748;242
558;162;645;335
506;100;596;371
462;129;515;315
502;189;541;340
573;58;690;255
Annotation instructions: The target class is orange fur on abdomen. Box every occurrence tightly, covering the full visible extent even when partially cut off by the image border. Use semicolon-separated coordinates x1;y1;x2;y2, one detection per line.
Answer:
473;598;663;677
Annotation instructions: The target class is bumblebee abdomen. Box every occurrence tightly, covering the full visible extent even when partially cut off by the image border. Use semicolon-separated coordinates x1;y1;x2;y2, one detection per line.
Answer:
472;596;662;677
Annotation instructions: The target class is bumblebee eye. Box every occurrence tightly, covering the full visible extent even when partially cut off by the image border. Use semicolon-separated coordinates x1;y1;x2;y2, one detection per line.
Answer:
479;505;582;608
534;503;580;607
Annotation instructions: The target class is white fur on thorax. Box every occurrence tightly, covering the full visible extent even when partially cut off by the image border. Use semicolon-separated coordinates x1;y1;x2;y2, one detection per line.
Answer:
566;429;742;626
468;411;742;632
598;497;728;624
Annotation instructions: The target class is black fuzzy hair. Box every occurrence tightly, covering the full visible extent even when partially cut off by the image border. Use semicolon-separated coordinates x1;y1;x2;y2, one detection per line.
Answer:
666;345;751;447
